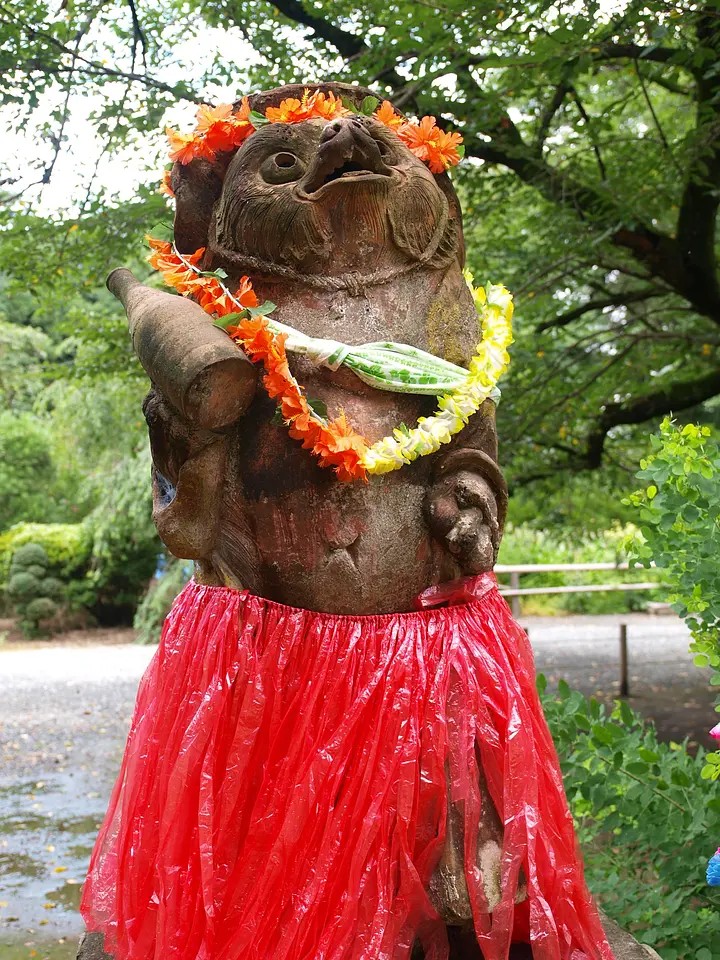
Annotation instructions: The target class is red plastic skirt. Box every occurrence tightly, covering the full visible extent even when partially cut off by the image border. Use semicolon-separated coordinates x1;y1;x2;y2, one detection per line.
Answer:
81;576;613;960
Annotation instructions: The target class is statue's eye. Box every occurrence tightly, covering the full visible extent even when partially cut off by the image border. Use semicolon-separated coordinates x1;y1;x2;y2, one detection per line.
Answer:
260;152;305;184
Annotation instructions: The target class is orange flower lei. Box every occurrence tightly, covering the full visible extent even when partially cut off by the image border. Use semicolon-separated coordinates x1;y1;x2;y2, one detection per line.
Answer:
147;238;258;316
228;316;368;482
163;90;463;176
147;238;369;482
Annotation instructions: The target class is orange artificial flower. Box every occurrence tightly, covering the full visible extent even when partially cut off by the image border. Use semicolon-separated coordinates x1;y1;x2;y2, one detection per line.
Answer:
166;127;199;165
307;90;350;120
234;95;252;123
196;100;253;153
397;116;439;163
266;89;350;124
146;238;205;291
195;103;234;133
373;100;403;130
159;170;175;198
167;99;253;165
146;239;258;318
234;275;258;309
312;413;368;482
398;115;463;173
428;128;464;173
265;97;308;124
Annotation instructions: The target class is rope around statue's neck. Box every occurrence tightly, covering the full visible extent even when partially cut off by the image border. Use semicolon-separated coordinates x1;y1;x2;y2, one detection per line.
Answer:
148;238;513;483
207;200;452;295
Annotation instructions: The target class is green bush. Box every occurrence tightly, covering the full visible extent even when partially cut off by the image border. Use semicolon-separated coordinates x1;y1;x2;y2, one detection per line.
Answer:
625;418;720;784
543;679;720;957
133;557;192;644
6;543;62;636
0;412;57;532
0;521;91;582
0;448;160;626
82;445;161;624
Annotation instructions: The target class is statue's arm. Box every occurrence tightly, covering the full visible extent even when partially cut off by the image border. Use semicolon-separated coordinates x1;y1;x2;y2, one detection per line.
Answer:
425;396;508;576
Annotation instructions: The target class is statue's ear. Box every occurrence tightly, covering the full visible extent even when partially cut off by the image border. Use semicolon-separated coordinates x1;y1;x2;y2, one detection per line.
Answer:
172;155;233;255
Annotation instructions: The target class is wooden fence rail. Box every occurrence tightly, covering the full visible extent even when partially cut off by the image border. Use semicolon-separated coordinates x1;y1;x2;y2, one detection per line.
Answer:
494;562;667;697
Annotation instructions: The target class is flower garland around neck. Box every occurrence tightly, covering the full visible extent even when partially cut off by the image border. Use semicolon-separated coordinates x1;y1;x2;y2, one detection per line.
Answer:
160;89;464;198
147;238;513;483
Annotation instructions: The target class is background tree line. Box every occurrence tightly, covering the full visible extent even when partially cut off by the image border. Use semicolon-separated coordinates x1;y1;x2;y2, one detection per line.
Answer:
2;0;719;615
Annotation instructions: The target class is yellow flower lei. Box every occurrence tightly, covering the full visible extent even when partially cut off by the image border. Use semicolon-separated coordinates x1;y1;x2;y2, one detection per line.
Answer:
361;273;513;475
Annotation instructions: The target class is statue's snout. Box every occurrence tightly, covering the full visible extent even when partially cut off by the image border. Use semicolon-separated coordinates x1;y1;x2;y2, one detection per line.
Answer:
299;116;394;196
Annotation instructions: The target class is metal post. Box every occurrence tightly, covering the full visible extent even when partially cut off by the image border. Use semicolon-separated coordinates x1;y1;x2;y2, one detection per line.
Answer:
510;571;521;619
619;623;629;698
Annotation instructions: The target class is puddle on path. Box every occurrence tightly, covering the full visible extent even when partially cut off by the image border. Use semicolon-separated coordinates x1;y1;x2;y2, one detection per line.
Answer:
0;772;108;960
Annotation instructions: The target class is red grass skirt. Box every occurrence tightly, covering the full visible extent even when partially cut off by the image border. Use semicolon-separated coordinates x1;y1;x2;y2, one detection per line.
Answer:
81;576;613;960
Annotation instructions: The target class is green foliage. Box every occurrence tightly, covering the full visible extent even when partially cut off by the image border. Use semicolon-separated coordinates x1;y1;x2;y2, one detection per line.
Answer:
0;522;91;582
133;557;192;644
0;448;160;627
6;543;60;636
0;411;57;532
0;316;52;409
497;524;662;615
542;680;720;956
625;418;720;781
82;445;161;624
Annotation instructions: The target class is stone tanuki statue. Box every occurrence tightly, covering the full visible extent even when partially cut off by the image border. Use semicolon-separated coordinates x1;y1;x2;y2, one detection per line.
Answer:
78;83;650;960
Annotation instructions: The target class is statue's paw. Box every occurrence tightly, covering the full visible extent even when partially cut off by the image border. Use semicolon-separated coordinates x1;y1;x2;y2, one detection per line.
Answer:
426;470;500;574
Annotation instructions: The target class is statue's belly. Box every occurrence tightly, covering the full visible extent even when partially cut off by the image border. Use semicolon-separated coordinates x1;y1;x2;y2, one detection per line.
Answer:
229;370;459;614
248;476;456;614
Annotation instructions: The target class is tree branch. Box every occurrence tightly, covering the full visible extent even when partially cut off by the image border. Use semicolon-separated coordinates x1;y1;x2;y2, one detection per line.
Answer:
633;59;682;174
1;5;201;101
537;290;665;332
676;8;720;321
271;0;365;59
568;85;607;180
534;81;570;154
584;367;720;468
593;42;692;69
513;367;720;486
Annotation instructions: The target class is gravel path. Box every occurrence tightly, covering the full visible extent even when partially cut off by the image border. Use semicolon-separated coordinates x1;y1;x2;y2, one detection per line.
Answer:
0;613;713;958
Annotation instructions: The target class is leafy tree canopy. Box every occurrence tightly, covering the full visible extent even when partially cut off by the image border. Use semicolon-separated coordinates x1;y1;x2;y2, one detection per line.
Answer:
3;0;720;493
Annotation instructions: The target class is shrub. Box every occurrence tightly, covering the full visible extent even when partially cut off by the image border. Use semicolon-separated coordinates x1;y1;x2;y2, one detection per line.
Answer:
0;412;57;532
6;543;63;636
625;419;720;782
543;679;720;956
133;557;192;644
83;445;161;624
0;521;91;582
0;447;161;625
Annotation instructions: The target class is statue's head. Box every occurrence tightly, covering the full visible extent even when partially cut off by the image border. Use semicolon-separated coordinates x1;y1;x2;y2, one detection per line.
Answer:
171;83;465;288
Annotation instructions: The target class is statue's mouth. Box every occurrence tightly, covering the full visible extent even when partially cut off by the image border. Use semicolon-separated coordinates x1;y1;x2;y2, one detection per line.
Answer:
298;118;395;197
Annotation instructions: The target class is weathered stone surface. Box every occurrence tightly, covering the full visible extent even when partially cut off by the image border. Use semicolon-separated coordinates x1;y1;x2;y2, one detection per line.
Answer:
103;81;661;952
76;932;113;960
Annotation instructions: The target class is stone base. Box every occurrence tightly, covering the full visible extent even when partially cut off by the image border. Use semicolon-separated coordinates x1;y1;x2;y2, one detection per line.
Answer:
77;914;662;959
